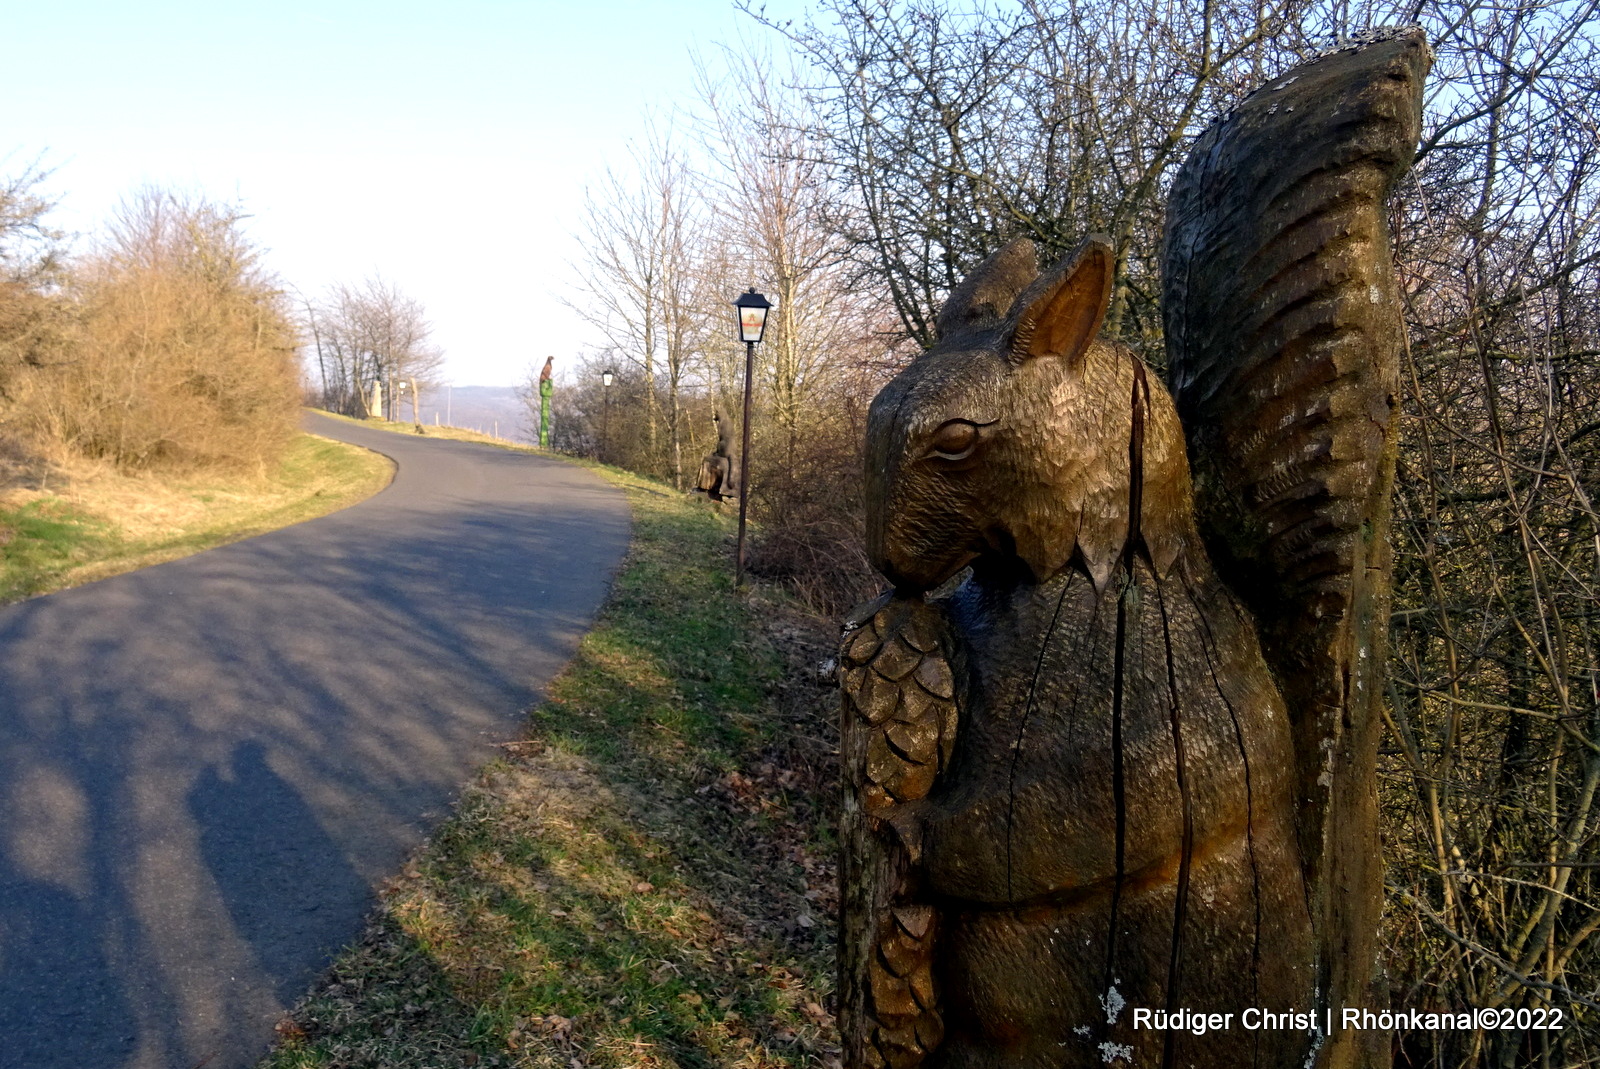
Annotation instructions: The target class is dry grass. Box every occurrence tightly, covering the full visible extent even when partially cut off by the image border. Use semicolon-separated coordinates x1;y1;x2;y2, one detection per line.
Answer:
0;430;392;604
262;458;844;1069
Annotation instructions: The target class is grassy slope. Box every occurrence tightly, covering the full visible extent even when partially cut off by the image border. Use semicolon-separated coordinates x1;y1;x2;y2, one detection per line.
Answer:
262;460;843;1069
0;431;393;605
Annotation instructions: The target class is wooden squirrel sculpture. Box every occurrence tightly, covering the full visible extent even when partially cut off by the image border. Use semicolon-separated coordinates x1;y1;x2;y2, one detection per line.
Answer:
839;31;1429;1069
695;408;736;502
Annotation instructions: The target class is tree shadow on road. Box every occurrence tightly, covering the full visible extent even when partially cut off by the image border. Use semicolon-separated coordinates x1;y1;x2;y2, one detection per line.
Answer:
0;862;140;1067
189;741;373;1005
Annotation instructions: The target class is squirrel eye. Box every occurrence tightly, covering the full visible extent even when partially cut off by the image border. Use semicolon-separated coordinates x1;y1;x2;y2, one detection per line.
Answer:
929;420;979;460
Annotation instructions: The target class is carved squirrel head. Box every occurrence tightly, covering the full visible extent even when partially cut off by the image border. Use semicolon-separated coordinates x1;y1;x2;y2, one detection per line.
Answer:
866;237;1196;593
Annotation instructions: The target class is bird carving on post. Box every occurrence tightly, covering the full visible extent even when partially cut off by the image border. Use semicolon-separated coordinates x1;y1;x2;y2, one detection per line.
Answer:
839;31;1428;1069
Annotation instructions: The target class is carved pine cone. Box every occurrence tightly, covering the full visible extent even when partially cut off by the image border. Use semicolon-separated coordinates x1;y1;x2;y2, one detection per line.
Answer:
840;596;958;813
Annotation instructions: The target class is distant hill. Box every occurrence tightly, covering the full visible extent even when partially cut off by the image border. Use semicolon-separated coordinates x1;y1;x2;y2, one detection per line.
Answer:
412;385;534;444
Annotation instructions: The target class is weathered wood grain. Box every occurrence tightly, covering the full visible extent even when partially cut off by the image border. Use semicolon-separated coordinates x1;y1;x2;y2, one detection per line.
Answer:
840;31;1425;1069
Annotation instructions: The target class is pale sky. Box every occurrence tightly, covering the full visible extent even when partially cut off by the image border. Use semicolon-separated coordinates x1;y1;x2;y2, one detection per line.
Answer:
2;1;799;387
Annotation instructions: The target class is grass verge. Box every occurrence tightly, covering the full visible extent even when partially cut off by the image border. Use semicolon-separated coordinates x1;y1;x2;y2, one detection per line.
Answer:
0;432;393;605
261;460;843;1069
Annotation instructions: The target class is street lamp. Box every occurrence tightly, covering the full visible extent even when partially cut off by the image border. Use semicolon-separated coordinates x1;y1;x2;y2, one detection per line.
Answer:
600;367;616;461
731;287;771;588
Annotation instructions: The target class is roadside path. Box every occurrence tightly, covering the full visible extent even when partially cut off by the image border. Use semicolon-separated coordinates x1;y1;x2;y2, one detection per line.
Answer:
0;413;630;1068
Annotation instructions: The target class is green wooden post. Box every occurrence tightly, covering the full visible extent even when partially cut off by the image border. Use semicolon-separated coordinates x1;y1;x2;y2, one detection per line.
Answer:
539;377;553;448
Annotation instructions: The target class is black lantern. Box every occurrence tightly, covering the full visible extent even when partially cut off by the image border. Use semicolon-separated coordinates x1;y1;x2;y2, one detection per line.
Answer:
732;288;772;344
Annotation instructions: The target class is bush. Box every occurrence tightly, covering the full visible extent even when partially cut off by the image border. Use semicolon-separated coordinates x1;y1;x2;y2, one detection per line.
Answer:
745;377;884;617
10;189;300;473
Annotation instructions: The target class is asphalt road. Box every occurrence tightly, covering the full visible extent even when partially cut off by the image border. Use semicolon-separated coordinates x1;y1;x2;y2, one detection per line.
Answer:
0;413;631;1069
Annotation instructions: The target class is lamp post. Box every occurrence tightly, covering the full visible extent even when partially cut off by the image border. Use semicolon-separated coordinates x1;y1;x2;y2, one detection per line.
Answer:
731;287;771;588
600;367;616;461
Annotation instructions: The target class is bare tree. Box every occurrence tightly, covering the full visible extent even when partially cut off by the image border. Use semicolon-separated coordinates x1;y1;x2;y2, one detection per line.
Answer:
565;125;704;487
311;276;441;419
697;45;872;468
746;0;1313;356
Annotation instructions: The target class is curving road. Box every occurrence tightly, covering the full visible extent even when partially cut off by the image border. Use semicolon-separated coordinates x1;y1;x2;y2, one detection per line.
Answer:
0;413;630;1069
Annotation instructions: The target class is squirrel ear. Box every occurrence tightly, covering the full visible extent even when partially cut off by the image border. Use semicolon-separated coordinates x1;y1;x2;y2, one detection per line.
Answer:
1009;236;1115;366
935;238;1040;339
